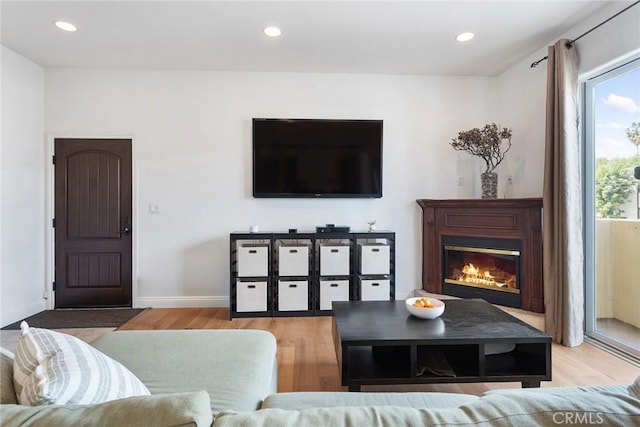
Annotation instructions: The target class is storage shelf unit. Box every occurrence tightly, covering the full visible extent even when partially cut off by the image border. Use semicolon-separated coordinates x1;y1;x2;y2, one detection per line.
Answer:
230;231;395;319
273;232;315;317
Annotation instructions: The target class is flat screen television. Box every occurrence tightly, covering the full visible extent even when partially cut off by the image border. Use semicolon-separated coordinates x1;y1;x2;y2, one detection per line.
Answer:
252;118;383;198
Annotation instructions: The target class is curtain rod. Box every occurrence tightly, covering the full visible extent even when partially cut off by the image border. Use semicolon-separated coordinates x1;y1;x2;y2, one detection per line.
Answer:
530;0;640;68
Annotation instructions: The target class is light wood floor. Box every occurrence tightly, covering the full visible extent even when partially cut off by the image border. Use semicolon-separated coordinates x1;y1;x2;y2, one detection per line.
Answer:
0;328;115;354
2;307;637;395
118;307;639;394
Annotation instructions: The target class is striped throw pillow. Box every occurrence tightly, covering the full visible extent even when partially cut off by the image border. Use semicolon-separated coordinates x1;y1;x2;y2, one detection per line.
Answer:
629;375;640;400
13;321;150;406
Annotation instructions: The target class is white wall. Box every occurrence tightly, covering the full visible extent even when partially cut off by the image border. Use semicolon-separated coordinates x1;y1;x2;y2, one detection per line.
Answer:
45;70;498;306
6;2;638;317
493;1;640;198
573;1;640;77
42;0;640;308
492;54;548;198
1;47;46;326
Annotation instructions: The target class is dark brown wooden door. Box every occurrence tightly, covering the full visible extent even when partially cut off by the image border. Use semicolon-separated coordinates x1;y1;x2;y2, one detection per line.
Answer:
54;139;132;308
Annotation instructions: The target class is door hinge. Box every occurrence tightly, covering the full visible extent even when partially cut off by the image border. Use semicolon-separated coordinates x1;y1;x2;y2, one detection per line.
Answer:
52;155;56;165
52;218;56;228
52;281;56;291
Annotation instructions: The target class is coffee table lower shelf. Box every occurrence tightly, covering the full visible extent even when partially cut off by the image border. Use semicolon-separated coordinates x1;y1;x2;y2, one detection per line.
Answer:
331;300;552;392
338;343;551;392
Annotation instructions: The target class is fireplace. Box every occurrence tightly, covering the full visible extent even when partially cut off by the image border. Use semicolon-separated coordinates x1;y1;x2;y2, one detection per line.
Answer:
441;236;521;309
417;198;543;313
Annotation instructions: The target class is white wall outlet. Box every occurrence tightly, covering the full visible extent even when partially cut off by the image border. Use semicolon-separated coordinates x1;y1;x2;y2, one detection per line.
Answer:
149;204;160;214
504;175;514;198
457;177;464;186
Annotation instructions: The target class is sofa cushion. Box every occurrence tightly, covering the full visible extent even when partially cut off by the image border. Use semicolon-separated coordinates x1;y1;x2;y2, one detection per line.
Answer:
0;390;212;427
1;348;18;404
215;389;640;427
91;329;278;415
262;391;478;410
13;322;150;406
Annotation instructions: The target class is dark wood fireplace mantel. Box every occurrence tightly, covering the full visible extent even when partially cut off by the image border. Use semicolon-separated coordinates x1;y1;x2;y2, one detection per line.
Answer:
417;198;544;313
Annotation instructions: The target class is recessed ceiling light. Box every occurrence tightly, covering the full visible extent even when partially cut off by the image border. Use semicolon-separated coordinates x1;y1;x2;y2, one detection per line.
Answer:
456;32;474;42
54;21;77;32
264;26;282;37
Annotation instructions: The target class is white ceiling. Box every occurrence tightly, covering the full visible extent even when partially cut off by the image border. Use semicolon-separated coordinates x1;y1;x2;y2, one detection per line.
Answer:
1;1;615;76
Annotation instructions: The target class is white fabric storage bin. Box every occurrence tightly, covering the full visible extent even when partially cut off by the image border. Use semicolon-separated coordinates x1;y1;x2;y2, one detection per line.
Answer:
359;279;390;301
237;244;269;277
319;280;349;310
320;244;350;276
236;280;268;312
278;280;308;311
278;245;309;276
359;244;390;275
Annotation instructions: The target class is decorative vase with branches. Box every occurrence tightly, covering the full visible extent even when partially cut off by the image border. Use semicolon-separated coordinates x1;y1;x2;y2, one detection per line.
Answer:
450;123;513;198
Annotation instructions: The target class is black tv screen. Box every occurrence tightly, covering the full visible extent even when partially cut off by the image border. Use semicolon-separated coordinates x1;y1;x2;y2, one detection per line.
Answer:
252;118;383;198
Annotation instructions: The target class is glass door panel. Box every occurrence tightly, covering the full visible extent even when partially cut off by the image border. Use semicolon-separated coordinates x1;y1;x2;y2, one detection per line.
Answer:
584;58;640;359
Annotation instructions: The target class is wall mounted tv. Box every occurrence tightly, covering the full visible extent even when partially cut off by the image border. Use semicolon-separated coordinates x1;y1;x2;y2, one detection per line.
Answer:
252;118;383;198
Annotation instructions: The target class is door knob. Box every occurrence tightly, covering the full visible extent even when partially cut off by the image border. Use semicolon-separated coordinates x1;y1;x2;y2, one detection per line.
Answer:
123;217;131;235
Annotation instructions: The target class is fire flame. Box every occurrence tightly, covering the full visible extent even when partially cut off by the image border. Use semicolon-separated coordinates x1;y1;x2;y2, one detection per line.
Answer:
457;263;515;288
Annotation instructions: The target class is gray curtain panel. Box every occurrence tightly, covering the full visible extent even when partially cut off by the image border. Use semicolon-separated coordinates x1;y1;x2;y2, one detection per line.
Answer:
542;39;584;347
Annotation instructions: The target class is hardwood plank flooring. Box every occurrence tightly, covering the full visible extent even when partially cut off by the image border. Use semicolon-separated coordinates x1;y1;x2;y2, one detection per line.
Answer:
119;308;639;394
0;328;115;354
2;307;636;395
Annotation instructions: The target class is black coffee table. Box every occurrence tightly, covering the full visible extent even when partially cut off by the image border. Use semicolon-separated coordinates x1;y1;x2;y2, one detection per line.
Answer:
332;299;551;391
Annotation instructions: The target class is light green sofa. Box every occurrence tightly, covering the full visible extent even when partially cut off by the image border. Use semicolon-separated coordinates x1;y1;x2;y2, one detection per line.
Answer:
227;385;639;426
1;329;278;426
2;329;639;426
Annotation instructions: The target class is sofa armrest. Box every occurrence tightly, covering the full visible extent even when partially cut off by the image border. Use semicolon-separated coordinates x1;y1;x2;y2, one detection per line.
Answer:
1;348;17;405
0;391;212;427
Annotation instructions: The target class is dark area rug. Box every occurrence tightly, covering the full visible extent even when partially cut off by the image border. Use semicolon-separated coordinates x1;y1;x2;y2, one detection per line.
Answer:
2;308;147;330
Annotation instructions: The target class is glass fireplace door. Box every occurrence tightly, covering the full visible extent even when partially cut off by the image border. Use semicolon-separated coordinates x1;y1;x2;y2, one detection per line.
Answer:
441;236;522;309
444;246;520;294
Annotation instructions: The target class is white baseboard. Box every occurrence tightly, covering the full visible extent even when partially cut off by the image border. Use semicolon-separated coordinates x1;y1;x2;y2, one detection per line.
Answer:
396;292;417;301
1;300;47;328
134;296;229;309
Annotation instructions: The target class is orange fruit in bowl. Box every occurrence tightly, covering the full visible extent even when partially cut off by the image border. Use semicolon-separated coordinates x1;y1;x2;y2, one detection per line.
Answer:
413;297;436;308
